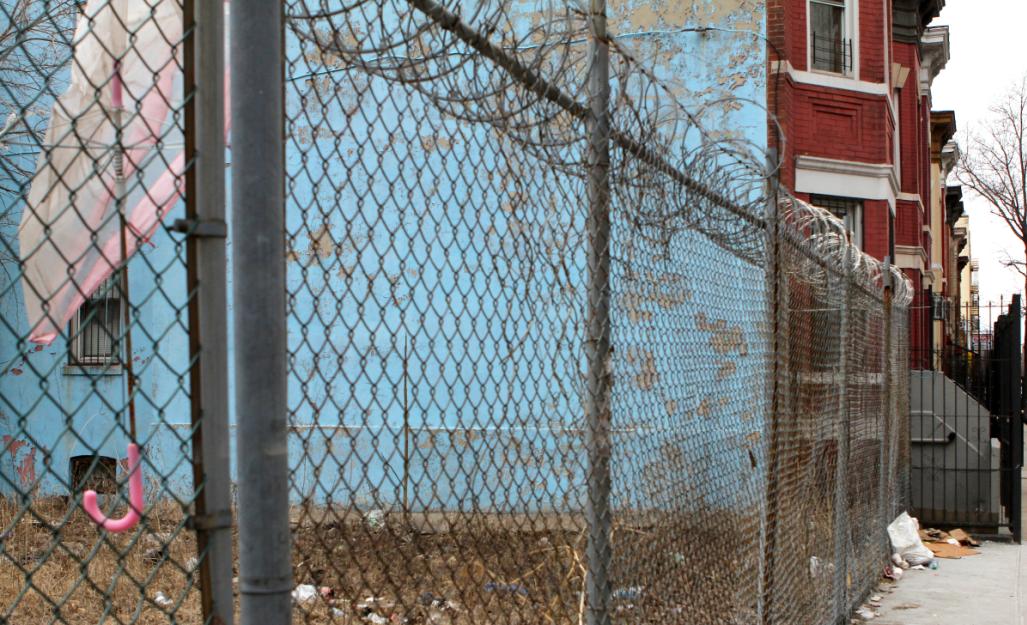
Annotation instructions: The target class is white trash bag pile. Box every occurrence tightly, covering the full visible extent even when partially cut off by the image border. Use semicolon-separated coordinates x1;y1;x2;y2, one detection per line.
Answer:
887;511;934;568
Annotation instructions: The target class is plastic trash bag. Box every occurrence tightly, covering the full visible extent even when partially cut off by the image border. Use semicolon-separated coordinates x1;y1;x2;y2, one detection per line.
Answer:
887;512;934;567
291;584;318;603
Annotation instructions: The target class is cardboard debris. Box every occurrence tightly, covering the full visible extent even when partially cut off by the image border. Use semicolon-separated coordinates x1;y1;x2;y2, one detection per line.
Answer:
948;528;979;547
919;527;979;550
919;528;949;542
925;541;979;559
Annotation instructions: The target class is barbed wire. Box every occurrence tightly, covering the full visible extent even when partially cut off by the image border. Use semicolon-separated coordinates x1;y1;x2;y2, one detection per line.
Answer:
0;1;915;624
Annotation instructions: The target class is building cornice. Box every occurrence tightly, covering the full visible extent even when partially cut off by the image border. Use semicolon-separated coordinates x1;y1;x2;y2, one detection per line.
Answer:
893;0;945;44
940;141;959;178
795;155;899;213
930;111;957;161
771;60;891;97
895;245;928;272
946;185;964;226
920;26;950;91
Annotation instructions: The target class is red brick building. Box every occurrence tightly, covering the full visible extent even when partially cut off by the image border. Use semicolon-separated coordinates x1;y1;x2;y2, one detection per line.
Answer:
768;0;950;366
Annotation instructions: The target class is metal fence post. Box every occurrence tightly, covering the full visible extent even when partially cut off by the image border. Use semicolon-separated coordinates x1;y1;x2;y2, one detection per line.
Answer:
878;258;894;552
584;2;613;624
1010;295;1023;543
761;151;784;625
231;2;293;624
184;0;233;622
832;243;852;624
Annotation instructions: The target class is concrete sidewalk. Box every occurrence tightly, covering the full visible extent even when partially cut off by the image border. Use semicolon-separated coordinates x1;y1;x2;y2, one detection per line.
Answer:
874;452;1027;625
873;541;1025;625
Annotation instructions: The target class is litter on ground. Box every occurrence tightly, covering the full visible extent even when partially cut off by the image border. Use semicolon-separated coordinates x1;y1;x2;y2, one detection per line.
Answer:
292;584;319;603
154;591;173;608
918;526;981;559
887;513;934;566
855;605;877;620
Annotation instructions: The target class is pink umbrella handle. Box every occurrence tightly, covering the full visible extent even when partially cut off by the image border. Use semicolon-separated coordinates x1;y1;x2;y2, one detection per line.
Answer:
82;443;144;533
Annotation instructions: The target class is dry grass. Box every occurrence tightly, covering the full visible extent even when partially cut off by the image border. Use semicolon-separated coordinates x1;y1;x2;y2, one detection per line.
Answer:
2;499;762;625
0;496;202;625
289;509;760;625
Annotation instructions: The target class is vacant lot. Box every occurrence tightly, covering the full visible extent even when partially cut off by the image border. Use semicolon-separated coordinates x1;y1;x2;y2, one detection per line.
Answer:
2;500;761;624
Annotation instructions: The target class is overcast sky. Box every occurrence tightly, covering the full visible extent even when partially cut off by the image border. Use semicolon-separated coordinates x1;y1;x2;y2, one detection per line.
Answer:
931;0;1027;308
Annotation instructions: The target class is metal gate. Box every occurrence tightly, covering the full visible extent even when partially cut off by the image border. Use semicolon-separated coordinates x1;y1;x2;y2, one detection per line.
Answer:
910;295;1022;541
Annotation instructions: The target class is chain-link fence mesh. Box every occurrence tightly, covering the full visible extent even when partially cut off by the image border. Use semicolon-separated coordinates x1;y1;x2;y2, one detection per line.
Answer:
1;1;918;624
764;198;912;625
279;2;913;625
0;1;222;623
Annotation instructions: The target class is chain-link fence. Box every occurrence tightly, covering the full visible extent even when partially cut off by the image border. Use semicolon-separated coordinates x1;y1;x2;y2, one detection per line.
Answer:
273;2;914;625
0;1;231;623
763;198;912;625
1;1;915;624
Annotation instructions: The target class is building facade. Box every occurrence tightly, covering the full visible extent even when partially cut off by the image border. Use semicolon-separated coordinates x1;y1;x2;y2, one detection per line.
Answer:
768;0;975;369
928;110;957;366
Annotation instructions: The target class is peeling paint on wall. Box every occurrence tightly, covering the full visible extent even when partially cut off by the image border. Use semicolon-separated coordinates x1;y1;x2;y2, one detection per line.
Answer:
3;435;36;487
2;0;770;508
696;312;749;356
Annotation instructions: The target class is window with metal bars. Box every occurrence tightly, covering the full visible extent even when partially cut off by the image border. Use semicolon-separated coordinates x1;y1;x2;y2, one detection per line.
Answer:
810;194;863;250
932;294;951;322
810;0;852;74
68;274;123;366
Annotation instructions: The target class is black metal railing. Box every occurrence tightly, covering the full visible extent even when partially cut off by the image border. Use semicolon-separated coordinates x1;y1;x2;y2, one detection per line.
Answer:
909;298;1022;541
811;32;853;74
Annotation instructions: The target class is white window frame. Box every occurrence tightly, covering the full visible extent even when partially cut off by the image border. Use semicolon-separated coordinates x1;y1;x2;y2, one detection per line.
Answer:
68;274;124;366
807;0;859;79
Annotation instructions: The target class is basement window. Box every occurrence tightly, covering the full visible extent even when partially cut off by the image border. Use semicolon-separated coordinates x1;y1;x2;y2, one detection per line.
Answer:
69;455;118;495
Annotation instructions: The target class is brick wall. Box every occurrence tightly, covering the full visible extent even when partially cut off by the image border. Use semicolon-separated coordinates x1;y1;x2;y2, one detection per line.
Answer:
862;200;891;260
769;0;937;365
791;85;890;163
892;41;924;197
895;200;920;247
905;269;931;368
859;0;888;83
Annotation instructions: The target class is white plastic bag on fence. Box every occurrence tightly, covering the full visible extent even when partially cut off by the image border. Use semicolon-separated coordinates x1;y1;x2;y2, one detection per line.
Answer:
887;512;934;567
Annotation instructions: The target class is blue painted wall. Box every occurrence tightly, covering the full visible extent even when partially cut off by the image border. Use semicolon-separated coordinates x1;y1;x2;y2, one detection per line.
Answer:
0;3;195;498
280;0;769;513
1;0;768;516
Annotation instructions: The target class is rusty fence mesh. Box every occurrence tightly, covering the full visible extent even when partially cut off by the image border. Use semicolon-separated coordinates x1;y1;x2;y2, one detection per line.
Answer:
0;1;916;625
764;197;912;625
278;2;913;625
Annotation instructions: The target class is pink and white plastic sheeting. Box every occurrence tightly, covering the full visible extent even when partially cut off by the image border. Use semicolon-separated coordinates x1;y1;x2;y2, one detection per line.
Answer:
17;0;184;345
15;0;232;533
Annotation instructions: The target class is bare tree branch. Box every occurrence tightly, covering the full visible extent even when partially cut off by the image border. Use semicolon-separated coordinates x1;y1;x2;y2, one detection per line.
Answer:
999;250;1027;280
958;74;1027;373
957;74;1027;270
0;0;79;266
